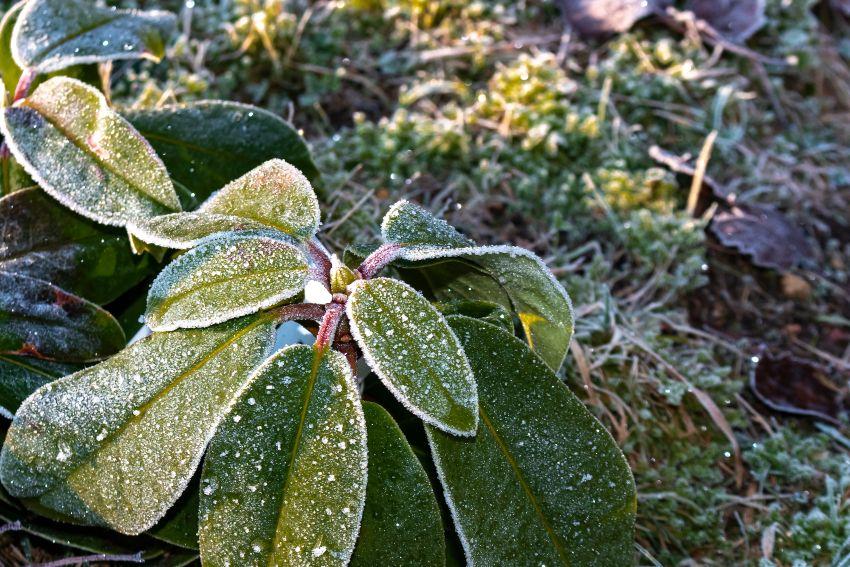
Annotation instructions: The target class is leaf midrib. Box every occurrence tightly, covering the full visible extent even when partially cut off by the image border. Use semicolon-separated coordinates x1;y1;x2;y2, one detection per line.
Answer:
267;348;323;565
477;404;570;565
19;100;177;212
51;316;269;491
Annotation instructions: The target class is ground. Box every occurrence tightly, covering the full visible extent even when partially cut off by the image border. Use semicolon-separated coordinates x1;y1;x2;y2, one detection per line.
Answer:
4;0;850;564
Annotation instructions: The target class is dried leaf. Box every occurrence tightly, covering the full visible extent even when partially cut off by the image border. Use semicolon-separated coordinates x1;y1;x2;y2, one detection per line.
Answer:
710;203;812;271
750;352;850;425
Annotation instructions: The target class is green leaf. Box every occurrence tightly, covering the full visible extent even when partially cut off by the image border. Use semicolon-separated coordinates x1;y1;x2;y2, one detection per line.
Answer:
0;354;79;419
200;159;320;242
0;188;154;304
0;315;276;534
350;401;445;567
11;0;176;74
124;101;319;208
347;277;477;436
1;77;180;227
129;211;269;250
0;152;34;197
0;272;125;362
382;200;573;372
427;317;636;565
149;478;200;550
199;345;367;566
145;231;308;332
0;2;23;96
435;300;514;334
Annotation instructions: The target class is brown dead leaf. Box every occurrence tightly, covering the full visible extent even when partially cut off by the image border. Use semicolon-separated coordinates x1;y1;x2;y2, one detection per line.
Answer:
556;0;663;37
687;0;766;42
781;273;812;301
710;203;813;271
750;352;850;425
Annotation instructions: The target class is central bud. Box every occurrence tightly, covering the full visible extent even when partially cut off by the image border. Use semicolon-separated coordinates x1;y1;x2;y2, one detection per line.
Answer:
330;264;359;294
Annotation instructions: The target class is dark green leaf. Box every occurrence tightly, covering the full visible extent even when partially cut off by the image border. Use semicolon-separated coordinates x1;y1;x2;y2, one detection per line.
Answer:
199;345;367;566
199;159;320;242
382;201;573;371
0;354;79;419
145;231;308;332
0;272;125;362
11;0;176;74
428;317;636;565
1;77;181;227
351;401;445;567
0;188;155;304
0;315;276;534
435;300;514;334
124;101;318;207
347;277;477;436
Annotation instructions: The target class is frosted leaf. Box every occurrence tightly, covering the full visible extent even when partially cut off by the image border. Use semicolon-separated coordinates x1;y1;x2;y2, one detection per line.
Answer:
145;231;308;332
0;78;180;227
347;277;477;436
350;402;445;566
0;272;125;362
0;355;78;419
11;0;176;74
0;315;276;534
129;211;269;250
427;317;636;565
0;188;153;305
201;159;320;242
124;101;318;208
199;345;367;567
381;200;573;372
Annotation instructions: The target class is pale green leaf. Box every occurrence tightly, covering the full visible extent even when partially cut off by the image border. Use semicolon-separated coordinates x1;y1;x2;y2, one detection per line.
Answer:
0;188;155;304
0;315;276;534
347;277;477;436
428;316;636;565
124;101;318;208
0;272;125;362
0;2;23;96
0;354;79;419
200;159;320;242
382;200;573;371
11;0;176;74
129;211;268;250
199;345;367;566
145;231;308;332
350;401;445;567
0;77;180;227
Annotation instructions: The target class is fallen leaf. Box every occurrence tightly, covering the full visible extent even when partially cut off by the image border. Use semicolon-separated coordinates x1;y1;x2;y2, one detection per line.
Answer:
750;352;850;425
556;0;662;37
710;203;812;271
687;0;766;42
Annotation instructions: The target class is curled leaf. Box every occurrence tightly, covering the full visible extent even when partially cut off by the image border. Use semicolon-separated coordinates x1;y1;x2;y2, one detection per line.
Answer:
199;345;367;566
0;315;276;534
710;203;812;271
0;272;124;362
347;277;478;436
145;231;308;332
11;0;176;74
1;77;180;227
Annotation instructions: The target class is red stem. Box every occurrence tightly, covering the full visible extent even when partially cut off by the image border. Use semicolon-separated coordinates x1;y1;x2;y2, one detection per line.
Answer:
13;68;36;102
357;243;403;279
314;302;345;352
307;238;332;289
270;302;325;324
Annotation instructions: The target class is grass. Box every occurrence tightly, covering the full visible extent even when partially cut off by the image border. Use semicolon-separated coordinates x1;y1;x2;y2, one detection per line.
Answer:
5;0;850;564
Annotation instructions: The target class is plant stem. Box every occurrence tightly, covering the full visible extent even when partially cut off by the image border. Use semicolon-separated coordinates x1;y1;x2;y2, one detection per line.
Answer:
357;243;403;279
271;303;326;324
307;238;332;289
13;68;36;102
314;302;345;352
34;552;144;567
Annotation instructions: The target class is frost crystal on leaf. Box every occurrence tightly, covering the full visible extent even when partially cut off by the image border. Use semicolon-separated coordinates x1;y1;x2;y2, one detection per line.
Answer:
145;231;308;332
199;345;367;567
0;315;276;535
11;0;176;74
201;159;320;242
347;277;478;436
129;211;269;250
0;77;180;227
